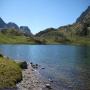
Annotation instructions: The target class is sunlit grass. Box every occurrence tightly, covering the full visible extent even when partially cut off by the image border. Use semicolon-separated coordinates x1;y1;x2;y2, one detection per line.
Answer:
0;33;37;44
0;56;22;88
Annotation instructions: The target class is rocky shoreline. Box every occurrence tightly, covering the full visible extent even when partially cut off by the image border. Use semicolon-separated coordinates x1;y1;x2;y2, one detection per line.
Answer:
0;55;53;90
0;56;61;90
17;63;52;90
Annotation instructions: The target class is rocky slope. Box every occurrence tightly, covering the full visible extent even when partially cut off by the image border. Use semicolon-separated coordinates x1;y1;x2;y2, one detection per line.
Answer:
76;6;90;23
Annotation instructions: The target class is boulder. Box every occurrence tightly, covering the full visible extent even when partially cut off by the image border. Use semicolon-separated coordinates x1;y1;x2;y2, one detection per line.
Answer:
19;61;28;69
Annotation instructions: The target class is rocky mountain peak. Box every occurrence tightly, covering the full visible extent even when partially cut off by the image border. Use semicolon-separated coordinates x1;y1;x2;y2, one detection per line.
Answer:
7;22;19;30
0;17;6;28
76;6;90;23
20;26;33;36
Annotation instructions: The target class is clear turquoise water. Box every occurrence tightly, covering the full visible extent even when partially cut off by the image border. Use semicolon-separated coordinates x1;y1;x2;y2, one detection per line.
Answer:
0;45;90;90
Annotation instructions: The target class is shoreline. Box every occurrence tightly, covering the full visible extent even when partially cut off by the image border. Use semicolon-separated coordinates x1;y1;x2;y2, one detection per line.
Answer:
0;55;53;90
17;63;51;90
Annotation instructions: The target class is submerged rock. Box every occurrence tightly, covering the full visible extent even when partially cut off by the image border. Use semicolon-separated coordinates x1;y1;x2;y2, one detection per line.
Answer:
41;67;45;69
31;63;39;69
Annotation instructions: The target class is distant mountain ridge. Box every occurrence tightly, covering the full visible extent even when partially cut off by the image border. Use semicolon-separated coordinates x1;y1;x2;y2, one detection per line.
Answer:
0;18;33;36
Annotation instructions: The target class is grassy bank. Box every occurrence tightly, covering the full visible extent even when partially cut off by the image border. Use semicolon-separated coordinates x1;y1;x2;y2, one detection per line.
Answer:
0;55;22;88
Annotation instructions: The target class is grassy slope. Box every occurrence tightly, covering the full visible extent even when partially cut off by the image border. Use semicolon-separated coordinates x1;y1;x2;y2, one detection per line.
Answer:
0;33;90;45
0;33;37;44
0;56;22;88
66;35;90;45
44;31;90;45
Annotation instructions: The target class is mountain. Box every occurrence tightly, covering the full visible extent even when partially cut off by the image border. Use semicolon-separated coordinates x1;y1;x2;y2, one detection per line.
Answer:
35;28;56;37
20;26;33;36
58;6;90;37
7;22;19;30
35;6;90;44
76;6;90;23
0;18;39;44
0;18;6;28
0;6;90;44
35;28;69;44
76;6;90;36
0;18;33;37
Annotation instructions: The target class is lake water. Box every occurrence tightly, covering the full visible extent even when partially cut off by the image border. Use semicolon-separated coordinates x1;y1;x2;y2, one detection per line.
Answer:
0;45;90;90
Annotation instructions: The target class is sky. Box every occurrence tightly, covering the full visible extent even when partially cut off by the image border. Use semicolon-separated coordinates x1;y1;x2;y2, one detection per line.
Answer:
0;0;90;34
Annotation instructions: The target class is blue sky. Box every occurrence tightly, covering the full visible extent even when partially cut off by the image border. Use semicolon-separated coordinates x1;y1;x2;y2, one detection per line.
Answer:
0;0;90;34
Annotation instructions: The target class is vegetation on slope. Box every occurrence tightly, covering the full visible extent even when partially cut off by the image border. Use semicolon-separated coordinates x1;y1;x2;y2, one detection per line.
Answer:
0;32;43;44
0;55;22;88
35;6;90;45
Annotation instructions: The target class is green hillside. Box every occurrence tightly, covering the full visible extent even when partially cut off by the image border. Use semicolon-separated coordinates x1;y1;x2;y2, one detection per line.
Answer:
0;32;43;44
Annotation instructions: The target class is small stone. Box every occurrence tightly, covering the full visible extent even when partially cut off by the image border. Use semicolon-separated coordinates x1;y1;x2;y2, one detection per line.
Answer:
45;84;52;89
36;64;38;66
30;62;33;65
32;64;38;69
41;67;45;69
68;85;73;88
48;78;53;82
31;69;34;71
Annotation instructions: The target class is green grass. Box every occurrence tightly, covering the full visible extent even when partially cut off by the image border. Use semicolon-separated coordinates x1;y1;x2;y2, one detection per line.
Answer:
0;33;38;44
0;33;90;45
67;36;90;46
0;56;22;88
